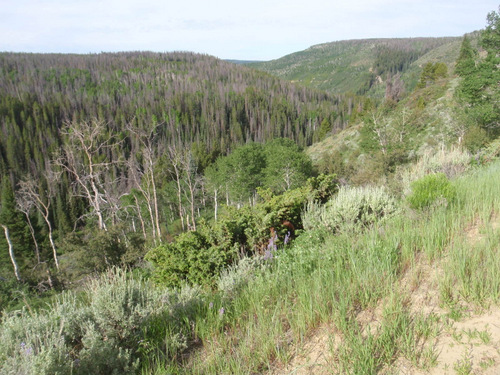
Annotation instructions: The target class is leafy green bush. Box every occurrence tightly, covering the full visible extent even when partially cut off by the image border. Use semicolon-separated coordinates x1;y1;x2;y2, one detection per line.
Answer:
0;268;203;374
303;185;399;233
407;173;456;209
464;125;489;153
58;226;146;285
146;231;237;287
0;277;32;314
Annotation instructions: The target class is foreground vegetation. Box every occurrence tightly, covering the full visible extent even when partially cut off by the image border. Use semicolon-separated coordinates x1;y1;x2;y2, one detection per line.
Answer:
2;148;500;374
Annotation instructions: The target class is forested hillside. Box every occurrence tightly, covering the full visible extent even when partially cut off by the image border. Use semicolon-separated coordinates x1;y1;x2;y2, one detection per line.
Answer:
0;52;368;286
0;51;363;179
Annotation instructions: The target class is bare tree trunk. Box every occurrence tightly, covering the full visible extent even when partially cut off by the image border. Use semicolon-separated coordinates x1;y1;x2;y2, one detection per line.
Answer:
214;188;218;222
17;178;59;270
88;167;107;231
150;169;162;240
16;192;40;263
168;146;185;231
57;119;123;232
176;173;185;231
46;220;59;270
127;124;162;241
1;224;21;281
128;159;156;239
189;184;197;230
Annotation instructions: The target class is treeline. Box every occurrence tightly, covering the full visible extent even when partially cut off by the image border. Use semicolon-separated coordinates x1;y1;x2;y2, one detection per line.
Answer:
372;38;451;78
251;37;458;96
364;38;455;95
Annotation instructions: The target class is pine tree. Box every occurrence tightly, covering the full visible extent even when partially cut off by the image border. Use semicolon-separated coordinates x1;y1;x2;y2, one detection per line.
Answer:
482;7;500;54
455;36;476;76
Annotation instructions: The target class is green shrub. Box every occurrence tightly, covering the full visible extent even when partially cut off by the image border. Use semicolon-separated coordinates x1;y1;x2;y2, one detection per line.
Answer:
397;147;472;196
147;177;339;289
464;125;489;153
58;226;146;284
0;277;32;314
146;231;237;287
303;185;399;233
407;173;456;210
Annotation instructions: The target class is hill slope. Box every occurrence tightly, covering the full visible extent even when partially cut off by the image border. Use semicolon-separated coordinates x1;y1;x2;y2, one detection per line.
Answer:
248;37;462;95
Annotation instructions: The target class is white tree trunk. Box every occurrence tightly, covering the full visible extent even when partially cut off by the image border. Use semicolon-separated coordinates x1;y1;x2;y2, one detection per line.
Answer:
1;224;21;281
214;188;218;222
46;220;59;270
134;195;148;240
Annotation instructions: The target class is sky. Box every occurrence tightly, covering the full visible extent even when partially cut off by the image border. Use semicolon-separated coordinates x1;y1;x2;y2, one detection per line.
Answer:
0;0;498;61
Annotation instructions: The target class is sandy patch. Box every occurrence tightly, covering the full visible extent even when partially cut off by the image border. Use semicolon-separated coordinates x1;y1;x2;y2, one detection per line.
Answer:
268;325;337;375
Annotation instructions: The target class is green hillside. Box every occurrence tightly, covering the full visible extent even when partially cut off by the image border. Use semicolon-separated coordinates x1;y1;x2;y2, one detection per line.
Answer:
248;37;462;95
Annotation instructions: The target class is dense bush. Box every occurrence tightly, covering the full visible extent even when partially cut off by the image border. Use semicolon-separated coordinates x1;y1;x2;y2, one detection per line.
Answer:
146;230;237;288
0;268;203;374
406;173;457;209
303;185;399;233
57;226;146;285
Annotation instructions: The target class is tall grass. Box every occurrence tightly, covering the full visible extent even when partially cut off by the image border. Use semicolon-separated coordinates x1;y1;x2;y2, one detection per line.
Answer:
439;161;500;307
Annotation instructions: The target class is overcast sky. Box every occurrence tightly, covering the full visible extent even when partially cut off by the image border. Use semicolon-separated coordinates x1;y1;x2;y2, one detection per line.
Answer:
0;0;498;61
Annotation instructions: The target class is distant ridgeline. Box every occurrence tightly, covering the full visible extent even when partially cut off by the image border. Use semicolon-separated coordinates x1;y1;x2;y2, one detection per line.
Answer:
248;37;462;95
0;51;364;179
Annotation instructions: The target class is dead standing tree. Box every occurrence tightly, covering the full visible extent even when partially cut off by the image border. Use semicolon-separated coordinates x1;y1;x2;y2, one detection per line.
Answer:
54;119;122;231
179;149;201;231
17;175;59;269
1;224;21;281
167;145;201;231
15;189;41;265
167;145;186;231
127;124;162;241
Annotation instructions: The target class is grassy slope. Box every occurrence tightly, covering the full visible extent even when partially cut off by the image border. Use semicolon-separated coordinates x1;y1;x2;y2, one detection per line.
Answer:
5;151;499;374
157;60;500;372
